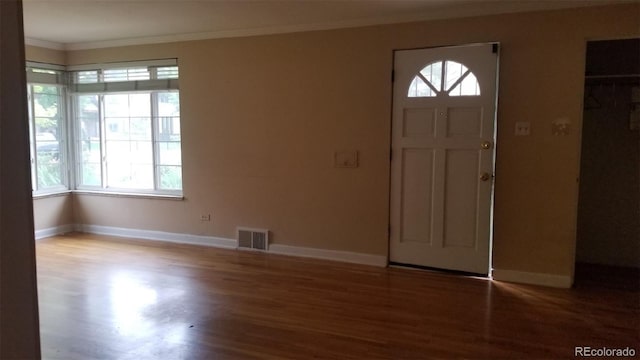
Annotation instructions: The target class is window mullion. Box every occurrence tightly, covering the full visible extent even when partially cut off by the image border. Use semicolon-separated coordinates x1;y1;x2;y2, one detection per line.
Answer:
68;91;77;190
150;68;160;191
59;85;69;190
99;94;107;189
27;85;38;191
151;92;160;191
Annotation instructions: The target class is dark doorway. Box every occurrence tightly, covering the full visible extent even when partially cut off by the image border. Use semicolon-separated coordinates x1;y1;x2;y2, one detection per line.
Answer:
575;38;640;291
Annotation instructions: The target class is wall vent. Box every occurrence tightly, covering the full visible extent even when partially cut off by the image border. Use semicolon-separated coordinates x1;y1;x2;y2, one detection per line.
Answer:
236;227;269;251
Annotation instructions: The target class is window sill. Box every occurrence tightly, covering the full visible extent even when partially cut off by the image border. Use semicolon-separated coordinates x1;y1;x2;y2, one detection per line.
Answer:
33;190;72;200
72;190;184;201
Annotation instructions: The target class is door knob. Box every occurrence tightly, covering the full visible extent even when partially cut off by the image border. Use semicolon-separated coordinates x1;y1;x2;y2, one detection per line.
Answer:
480;172;492;181
481;141;492;149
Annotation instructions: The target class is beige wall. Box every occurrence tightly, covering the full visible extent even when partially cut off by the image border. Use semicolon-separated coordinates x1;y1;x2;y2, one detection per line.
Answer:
26;44;65;65
34;4;640;279
33;194;74;231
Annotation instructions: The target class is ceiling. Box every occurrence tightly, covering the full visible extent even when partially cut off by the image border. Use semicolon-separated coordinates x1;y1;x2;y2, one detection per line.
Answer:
23;0;628;50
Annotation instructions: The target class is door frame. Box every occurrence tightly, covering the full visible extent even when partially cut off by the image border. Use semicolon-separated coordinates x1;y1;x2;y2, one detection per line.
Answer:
573;36;640;283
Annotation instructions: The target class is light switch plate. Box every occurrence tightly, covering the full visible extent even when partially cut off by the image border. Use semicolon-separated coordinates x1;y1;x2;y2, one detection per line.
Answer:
334;151;358;168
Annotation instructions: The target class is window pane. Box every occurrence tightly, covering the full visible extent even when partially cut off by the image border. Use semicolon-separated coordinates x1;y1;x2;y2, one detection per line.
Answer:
77;95;99;119
158;92;180;116
107;163;154;189
129;94;151;117
420;61;442;91
80;140;101;162
130;117;152;140
158;141;181;166
105;140;151;163
105;116;130;141
156;67;179;80
32;68;56;75
449;72;481;96
36;153;62;189
76;94;101;187
33;85;60;132
106;140;153;189
408;77;435;98
103;67;150;82
34;95;59;117
32;84;64;190
156;91;182;191
35;132;59;165
105;94;131;117
81;163;101;186
158;166;182;190
158;91;180;141
76;71;99;84
444;61;468;91
104;94;151;142
409;60;481;98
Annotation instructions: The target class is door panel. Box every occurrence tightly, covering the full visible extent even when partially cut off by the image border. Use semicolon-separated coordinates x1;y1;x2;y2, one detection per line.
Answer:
403;108;435;138
390;43;498;275
447;107;482;138
401;149;434;244
443;149;479;248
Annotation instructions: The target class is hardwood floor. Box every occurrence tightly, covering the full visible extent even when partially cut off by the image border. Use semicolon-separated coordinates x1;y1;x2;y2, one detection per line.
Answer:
35;233;639;359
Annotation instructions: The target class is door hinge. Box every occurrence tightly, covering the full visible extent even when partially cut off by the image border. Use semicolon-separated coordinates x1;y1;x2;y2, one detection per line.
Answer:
389;150;393;162
387;224;391;237
391;70;395;82
492;43;499;54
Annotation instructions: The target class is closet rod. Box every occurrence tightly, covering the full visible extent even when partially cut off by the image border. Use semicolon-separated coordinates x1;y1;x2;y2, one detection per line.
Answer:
585;74;640;79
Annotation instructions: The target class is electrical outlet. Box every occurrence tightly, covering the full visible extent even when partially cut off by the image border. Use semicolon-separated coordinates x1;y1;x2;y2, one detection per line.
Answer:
552;117;571;136
334;151;359;168
200;214;211;221
515;121;531;136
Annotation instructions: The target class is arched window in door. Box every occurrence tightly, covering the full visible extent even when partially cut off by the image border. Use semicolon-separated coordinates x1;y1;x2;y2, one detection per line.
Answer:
408;60;480;97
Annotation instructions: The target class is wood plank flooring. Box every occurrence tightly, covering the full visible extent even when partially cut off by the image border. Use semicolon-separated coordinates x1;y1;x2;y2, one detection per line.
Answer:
35;233;639;359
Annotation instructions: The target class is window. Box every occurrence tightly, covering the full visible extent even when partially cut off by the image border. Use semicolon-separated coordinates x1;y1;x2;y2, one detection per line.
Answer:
25;59;182;197
408;60;480;98
26;65;67;193
70;61;182;194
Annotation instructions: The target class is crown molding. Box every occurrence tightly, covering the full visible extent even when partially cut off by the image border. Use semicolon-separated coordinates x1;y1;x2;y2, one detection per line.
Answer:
25;37;65;50
28;0;631;51
60;1;554;51
64;17;400;50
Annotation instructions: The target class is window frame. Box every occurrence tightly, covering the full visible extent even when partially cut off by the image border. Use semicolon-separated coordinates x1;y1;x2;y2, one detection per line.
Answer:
69;60;182;196
25;60;183;198
407;60;481;98
26;63;70;196
72;89;182;196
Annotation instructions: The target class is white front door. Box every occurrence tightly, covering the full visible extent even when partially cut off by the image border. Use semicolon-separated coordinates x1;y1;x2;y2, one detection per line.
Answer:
389;43;499;275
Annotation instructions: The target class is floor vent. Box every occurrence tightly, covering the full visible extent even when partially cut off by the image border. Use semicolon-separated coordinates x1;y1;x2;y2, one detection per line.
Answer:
237;227;269;251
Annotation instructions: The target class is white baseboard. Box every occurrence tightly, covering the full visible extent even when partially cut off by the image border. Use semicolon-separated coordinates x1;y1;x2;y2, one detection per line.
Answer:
76;224;237;249
268;244;387;267
37;226;571;286
492;269;573;288
34;224;77;240
74;224;387;267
